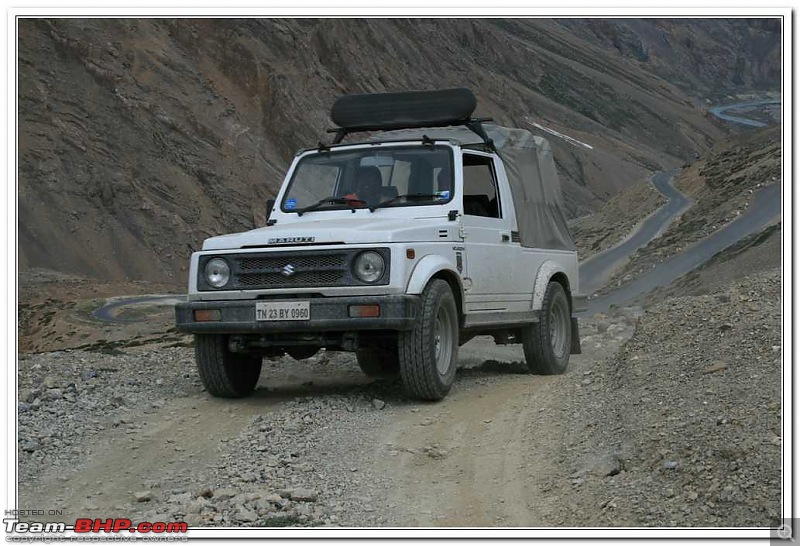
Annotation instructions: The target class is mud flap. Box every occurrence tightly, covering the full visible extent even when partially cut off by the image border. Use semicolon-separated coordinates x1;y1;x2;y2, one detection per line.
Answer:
570;317;582;354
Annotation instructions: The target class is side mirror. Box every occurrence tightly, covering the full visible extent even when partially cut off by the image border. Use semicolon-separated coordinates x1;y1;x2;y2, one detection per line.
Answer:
266;199;276;225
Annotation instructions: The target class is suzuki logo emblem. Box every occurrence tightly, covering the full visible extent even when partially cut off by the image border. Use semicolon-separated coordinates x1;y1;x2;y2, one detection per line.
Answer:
282;264;296;277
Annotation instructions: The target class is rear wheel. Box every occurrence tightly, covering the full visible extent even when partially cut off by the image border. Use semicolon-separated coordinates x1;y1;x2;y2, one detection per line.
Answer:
195;334;263;398
398;279;459;401
356;346;400;378
522;281;571;375
286;347;319;361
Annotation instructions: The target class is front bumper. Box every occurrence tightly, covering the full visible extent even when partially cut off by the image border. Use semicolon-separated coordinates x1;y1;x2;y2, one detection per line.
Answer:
175;294;420;334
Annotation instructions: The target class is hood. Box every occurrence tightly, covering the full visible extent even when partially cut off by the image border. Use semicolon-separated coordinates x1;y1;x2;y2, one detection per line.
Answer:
202;215;456;250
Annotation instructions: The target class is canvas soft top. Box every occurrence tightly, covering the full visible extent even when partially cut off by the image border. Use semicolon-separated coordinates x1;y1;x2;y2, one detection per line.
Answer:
363;125;575;252
328;89;575;252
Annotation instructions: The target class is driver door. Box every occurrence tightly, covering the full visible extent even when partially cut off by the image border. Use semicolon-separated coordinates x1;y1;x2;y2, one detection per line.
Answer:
460;151;518;312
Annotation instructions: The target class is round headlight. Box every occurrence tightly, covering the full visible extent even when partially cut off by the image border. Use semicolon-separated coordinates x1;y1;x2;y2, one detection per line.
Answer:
353;251;385;283
204;258;231;288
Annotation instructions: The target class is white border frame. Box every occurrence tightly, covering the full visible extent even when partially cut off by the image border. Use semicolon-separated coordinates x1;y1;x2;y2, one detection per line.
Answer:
5;6;793;543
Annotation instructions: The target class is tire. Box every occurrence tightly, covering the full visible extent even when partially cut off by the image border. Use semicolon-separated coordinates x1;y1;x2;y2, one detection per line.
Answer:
286;347;319;361
522;281;571;375
195;334;263;398
356;347;400;378
398;279;459;401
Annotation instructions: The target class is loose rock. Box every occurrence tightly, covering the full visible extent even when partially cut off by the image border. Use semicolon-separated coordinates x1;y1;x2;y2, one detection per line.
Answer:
134;491;152;502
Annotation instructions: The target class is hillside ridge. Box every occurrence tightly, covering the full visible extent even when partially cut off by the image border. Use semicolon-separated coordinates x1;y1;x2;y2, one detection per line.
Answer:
18;18;779;282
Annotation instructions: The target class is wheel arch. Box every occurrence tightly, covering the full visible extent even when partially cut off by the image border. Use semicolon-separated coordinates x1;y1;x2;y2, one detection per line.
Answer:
430;270;464;321
406;255;464;319
531;262;581;355
550;272;572;310
531;260;572;312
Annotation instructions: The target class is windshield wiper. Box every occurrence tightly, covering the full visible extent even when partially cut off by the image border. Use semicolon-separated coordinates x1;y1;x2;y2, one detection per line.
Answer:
296;196;366;216
369;193;442;212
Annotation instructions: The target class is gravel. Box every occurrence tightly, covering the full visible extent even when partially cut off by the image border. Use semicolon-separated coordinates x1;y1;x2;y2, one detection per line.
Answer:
17;268;782;527
552;268;782;526
17;345;406;527
17;347;195;488
166;375;400;527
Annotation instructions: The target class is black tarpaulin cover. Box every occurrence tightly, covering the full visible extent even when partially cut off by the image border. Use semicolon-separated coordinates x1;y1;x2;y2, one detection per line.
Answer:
364;124;576;252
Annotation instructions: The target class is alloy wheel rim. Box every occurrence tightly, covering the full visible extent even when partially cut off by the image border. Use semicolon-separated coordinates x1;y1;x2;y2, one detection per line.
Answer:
435;306;453;375
550;297;568;358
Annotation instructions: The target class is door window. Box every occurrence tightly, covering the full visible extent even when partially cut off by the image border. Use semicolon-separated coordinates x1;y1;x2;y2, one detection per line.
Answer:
462;154;501;218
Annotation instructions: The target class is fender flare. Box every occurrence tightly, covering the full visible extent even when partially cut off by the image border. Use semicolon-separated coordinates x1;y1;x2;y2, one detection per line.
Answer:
531;260;569;311
406;255;464;296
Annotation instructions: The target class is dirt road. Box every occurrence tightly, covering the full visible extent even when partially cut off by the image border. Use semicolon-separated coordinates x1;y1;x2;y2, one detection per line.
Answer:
19;315;635;527
19;266;782;530
374;371;564;526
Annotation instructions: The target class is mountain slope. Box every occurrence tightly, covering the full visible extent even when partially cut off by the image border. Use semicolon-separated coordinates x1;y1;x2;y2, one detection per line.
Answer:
557;18;781;99
18;18;778;282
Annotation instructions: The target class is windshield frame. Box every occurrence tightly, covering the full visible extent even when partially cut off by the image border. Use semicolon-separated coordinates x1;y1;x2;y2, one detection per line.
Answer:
279;143;455;214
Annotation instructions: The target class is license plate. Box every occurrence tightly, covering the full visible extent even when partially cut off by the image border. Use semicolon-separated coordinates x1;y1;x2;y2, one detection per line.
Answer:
255;301;310;321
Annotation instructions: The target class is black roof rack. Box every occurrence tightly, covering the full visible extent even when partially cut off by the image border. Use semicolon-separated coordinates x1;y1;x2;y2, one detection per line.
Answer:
328;88;494;149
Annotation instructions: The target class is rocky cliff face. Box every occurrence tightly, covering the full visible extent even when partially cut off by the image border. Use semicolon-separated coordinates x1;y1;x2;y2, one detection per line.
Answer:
18;18;780;282
558;18;781;98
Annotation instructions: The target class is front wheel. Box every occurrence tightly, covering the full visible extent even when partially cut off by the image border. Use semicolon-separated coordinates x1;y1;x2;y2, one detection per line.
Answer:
398;279;459;401
522;281;571;375
195;334;263;398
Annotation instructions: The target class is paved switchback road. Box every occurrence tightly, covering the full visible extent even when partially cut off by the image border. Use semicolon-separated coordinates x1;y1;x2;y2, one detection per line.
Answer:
585;181;780;314
709;99;781;128
92;295;185;323
581;97;782;313
578;169;689;296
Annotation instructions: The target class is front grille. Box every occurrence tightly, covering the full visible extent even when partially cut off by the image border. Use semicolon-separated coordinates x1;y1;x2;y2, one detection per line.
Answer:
232;251;349;289
197;248;390;291
238;270;345;287
238;254;347;272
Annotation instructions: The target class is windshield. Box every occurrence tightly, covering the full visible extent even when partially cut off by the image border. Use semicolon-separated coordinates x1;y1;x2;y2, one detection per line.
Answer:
281;145;454;213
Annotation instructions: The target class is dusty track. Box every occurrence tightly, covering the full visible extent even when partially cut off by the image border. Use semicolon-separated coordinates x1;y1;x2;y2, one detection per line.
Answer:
20;322;632;527
375;373;561;526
